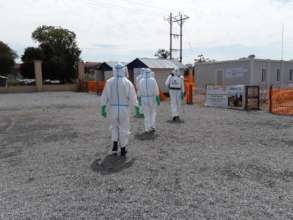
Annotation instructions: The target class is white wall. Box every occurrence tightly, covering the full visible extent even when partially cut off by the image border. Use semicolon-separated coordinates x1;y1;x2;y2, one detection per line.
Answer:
254;60;293;87
152;68;172;93
195;60;251;92
132;68;172;93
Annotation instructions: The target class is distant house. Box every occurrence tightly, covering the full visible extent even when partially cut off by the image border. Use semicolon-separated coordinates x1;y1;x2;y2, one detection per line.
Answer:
0;75;8;87
84;62;102;80
195;56;293;93
98;61;127;81
127;58;186;93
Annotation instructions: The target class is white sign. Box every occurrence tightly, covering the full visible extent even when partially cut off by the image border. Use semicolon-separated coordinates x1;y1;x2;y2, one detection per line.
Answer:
225;68;248;79
205;85;228;108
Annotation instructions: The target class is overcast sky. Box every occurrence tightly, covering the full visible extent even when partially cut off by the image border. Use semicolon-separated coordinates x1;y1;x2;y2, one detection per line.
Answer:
0;0;293;63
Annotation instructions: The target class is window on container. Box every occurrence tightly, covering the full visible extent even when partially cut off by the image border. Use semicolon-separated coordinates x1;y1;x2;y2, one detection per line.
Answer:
261;69;267;82
289;69;293;81
276;69;281;81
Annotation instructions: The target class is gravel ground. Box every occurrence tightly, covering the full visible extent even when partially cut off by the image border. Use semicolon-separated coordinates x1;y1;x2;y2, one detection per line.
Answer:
0;92;293;220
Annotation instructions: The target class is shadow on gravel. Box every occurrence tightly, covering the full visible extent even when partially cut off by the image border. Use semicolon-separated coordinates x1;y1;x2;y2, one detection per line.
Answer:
283;140;293;146
166;120;184;124
134;132;159;141
134;114;144;119
91;155;136;175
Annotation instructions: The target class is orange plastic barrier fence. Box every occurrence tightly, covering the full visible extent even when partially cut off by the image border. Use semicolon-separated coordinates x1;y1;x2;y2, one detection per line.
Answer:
87;80;97;93
160;91;168;101
270;87;293;115
97;81;105;94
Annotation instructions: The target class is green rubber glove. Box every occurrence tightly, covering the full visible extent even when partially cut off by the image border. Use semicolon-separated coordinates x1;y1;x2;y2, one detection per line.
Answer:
101;105;107;118
138;96;142;106
135;105;140;116
156;96;160;106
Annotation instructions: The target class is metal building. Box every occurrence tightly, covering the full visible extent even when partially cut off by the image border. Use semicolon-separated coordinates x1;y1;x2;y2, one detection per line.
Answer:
127;58;186;93
195;56;293;93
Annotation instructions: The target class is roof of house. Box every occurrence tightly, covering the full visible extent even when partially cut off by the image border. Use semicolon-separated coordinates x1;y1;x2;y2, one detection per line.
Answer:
195;57;293;66
99;61;127;71
127;58;186;70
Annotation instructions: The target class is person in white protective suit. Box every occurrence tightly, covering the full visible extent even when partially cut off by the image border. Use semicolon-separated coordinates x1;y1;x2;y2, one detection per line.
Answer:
137;68;160;133
135;68;144;88
165;68;185;121
135;68;145;116
100;63;139;156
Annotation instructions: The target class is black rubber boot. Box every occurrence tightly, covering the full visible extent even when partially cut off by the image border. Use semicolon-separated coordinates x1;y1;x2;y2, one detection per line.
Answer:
121;147;127;157
112;141;118;153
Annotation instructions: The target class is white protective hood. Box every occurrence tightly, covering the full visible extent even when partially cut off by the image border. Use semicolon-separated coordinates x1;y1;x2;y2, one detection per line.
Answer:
113;63;126;78
143;68;152;79
173;68;181;77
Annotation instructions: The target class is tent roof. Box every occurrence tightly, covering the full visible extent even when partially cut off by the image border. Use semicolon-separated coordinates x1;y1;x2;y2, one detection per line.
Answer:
127;58;186;70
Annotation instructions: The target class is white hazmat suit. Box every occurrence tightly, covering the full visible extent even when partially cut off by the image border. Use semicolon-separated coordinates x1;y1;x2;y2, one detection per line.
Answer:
135;68;144;89
165;68;185;120
135;69;145;116
100;63;138;151
137;69;160;132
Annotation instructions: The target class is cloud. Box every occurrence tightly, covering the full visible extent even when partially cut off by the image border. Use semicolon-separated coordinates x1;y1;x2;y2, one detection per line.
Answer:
92;44;119;49
272;0;293;4
1;0;293;63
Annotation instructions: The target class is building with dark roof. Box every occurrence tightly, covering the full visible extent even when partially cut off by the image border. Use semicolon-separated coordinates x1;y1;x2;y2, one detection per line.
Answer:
98;61;127;81
127;58;186;93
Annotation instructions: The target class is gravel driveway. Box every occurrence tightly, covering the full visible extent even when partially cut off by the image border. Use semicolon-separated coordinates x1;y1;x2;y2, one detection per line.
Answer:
0;92;293;219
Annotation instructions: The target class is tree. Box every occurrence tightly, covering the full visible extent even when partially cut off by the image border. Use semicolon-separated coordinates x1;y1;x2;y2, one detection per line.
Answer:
0;41;17;76
25;25;81;82
194;54;215;63
155;49;170;59
194;54;206;63
21;47;43;63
